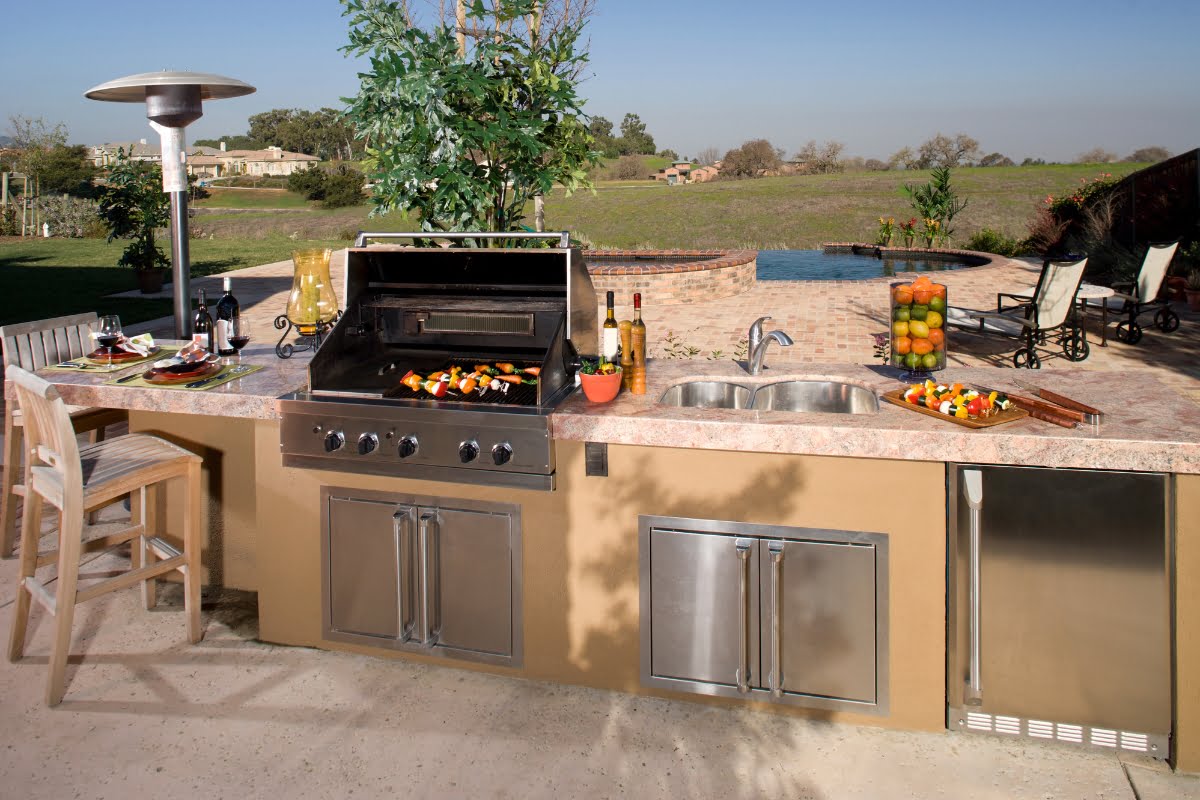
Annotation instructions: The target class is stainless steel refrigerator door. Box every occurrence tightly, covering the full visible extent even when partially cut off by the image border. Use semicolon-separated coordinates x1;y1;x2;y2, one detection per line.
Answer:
759;539;878;704
325;496;405;641
949;465;1170;742
647;528;760;690
430;506;515;659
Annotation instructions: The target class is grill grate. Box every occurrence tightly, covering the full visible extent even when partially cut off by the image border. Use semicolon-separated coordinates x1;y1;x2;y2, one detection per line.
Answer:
380;359;542;406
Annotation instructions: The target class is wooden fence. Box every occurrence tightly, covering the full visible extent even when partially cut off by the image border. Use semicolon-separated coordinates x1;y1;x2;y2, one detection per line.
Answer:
1106;149;1200;247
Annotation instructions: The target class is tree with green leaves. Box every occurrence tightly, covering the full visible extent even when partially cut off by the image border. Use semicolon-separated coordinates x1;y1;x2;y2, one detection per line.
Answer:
340;0;599;234
97;149;170;271
617;113;655;155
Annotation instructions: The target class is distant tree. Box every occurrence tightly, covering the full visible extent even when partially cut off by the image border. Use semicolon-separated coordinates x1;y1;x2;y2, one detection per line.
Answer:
1021;157;1047;166
245;107;361;159
658;148;679;161
794;139;845;173
696;146;721;166
978;152;1015;168
721;139;784;178
320;165;367;208
1076;147;1116;164
5;115;68;152
607;155;646;180
617;113;656;155
287;164;329;200
1125;146;1171;163
193;135;268;151
588;116;619;158
888;146;917;170
863;158;889;171
916;133;980;169
32;145;99;197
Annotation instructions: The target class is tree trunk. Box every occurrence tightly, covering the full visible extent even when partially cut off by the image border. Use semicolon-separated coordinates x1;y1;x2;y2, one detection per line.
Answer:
456;1;467;56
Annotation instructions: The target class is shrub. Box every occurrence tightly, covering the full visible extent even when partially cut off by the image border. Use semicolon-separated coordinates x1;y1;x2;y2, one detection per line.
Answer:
321;166;366;208
36;195;102;238
0;205;18;236
287;165;328;200
720;139;784;179
903;167;967;242
606;155;646;181
965;228;1023;257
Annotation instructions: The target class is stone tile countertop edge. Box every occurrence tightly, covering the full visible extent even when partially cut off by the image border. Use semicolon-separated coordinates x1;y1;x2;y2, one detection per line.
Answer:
23;348;1200;474
550;360;1200;475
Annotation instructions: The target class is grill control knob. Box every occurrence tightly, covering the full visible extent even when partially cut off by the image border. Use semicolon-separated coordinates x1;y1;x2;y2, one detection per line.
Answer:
323;430;345;453
491;442;513;466
357;433;379;456
397;435;419;459
458;440;480;463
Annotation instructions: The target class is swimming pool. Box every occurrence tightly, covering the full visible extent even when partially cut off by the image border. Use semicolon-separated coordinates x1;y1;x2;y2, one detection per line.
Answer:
757;250;976;281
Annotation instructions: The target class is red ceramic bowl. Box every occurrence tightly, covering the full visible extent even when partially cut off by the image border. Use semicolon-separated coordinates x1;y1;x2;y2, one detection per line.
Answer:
580;370;622;403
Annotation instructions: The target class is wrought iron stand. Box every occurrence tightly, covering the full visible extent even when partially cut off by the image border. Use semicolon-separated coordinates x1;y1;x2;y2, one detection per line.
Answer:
274;313;340;359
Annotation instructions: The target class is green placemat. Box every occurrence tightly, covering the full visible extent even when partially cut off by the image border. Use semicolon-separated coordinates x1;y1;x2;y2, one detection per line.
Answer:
43;345;182;373
103;363;264;391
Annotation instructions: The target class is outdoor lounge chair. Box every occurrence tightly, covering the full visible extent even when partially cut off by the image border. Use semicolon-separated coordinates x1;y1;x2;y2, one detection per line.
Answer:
1090;241;1180;345
945;256;1089;369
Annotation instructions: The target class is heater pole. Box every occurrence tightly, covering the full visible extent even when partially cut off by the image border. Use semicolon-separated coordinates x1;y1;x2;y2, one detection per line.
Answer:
169;190;192;339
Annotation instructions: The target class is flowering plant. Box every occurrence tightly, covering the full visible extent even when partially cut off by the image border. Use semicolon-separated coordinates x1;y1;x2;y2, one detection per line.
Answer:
922;218;940;248
898;217;918;247
1044;172;1118;219
876;216;895;246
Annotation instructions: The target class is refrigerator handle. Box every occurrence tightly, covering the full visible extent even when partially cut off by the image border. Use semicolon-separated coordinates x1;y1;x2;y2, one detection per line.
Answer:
768;541;785;698
963;469;984;706
417;511;440;646
735;538;753;694
393;507;417;642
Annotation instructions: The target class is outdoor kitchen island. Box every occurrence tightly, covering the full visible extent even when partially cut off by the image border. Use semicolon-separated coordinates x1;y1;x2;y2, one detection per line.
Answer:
28;353;1200;771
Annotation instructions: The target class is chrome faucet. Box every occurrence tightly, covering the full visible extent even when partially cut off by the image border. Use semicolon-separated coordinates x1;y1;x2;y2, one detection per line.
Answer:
746;317;793;375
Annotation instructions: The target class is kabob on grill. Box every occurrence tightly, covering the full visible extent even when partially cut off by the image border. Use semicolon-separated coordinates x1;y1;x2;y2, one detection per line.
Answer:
399;362;541;398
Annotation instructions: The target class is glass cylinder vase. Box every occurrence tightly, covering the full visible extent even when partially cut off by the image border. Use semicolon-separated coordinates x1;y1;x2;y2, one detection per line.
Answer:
286;248;339;334
889;277;947;375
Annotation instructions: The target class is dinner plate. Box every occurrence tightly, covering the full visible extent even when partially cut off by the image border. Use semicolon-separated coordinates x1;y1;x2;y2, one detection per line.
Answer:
142;361;221;385
85;346;160;365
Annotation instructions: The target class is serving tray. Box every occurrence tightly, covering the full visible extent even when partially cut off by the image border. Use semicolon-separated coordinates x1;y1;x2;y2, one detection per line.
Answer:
881;388;1029;429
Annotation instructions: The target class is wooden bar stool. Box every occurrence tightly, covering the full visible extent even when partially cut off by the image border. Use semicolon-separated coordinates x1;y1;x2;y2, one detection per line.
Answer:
5;366;204;706
2;313;128;557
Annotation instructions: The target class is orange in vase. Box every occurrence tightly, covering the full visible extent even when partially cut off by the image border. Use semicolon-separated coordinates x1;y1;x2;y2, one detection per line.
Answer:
928;328;945;350
913;287;934;305
893;285;913;305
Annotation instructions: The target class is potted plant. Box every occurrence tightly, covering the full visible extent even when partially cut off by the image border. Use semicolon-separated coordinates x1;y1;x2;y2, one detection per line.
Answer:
97;148;171;293
1185;269;1200;312
578;357;622;403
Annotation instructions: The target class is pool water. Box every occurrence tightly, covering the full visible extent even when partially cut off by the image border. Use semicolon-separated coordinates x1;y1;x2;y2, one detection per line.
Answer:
757;250;970;281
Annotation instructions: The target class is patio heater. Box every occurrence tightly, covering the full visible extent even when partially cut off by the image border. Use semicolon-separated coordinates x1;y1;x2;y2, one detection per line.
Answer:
85;71;255;339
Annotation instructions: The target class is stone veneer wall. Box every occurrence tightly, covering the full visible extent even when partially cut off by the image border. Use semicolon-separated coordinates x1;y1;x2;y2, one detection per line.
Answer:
585;249;757;305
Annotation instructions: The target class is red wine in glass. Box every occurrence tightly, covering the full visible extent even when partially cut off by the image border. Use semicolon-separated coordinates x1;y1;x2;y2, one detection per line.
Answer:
228;318;250;361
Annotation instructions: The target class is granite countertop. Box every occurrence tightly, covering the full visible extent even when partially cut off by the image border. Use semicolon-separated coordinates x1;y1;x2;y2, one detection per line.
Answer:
24;348;1200;473
25;342;307;421
551;360;1200;474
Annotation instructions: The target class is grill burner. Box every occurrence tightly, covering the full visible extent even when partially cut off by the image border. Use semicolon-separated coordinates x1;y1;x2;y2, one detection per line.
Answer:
279;231;598;490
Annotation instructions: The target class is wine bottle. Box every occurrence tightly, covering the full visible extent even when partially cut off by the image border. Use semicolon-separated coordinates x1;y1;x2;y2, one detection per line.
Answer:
631;292;647;395
618;319;633;390
602;290;619;362
214;276;240;356
193;288;214;352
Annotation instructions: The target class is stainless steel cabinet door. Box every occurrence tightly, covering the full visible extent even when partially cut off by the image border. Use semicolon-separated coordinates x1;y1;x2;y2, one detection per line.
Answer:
327;496;405;640
760;539;877;703
648;529;759;689
431;507;514;659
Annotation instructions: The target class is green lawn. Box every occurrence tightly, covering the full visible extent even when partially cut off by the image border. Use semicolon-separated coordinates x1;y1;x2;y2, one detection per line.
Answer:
0;237;344;326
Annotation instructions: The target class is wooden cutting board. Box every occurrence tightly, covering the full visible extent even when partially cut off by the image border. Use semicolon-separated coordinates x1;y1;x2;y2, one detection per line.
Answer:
881;388;1029;429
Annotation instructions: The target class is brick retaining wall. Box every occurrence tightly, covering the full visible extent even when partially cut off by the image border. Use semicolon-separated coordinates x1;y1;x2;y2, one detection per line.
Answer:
585;249;757;305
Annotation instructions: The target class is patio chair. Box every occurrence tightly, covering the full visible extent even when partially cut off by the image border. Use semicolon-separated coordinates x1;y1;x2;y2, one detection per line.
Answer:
945;256;1089;369
1092;241;1180;345
1;313;128;557
6;366;203;705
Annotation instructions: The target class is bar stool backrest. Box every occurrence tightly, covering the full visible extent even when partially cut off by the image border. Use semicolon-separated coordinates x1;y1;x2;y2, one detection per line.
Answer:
1136;242;1178;303
1032;257;1088;330
1;312;99;374
7;366;82;508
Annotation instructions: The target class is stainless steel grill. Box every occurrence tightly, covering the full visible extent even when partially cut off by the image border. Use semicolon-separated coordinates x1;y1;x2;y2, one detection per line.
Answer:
279;232;597;490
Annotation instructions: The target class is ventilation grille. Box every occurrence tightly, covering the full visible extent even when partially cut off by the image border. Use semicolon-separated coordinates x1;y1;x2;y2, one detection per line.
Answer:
420;312;534;335
951;710;1165;757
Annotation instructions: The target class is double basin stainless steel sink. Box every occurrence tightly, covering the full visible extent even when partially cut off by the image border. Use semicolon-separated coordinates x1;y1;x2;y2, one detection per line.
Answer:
658;380;879;414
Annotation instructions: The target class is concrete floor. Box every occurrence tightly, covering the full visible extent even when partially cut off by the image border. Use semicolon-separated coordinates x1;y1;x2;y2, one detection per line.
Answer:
1;540;1198;799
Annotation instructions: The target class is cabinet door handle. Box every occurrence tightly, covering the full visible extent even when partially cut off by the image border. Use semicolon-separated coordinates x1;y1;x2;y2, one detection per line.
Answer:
417;512;440;646
735;538;753;694
768;541;784;698
963;469;984;705
393;507;417;641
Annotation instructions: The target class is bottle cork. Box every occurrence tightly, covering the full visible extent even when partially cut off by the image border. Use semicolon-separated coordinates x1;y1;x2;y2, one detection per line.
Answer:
619;319;633;389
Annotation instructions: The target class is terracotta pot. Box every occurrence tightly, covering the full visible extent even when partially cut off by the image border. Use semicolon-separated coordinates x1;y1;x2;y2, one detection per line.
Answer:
1166;276;1188;301
1186;289;1200;312
135;268;168;294
580;370;622;403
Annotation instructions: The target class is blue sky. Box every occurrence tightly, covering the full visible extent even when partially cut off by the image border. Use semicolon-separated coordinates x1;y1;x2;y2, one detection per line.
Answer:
3;0;1197;162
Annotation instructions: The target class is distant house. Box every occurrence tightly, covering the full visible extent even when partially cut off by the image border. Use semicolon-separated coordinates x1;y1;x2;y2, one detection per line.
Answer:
89;139;319;178
690;165;719;183
654;161;698;185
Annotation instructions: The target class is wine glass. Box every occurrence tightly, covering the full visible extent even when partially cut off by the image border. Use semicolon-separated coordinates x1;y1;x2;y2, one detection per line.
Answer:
228;318;251;362
93;315;122;357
